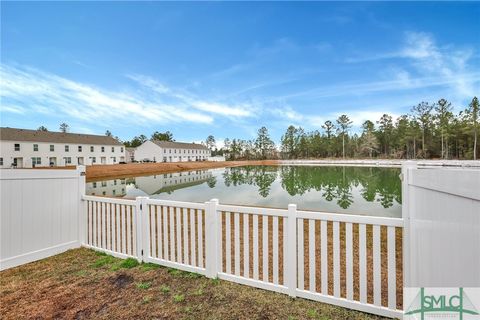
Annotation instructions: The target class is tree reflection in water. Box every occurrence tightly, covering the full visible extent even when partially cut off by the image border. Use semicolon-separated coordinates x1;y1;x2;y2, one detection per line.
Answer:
221;165;401;209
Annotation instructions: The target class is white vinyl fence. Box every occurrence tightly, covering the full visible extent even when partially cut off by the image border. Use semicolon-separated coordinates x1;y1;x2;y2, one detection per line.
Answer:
0;167;85;270
82;194;403;318
402;163;480;288
2;163;479;319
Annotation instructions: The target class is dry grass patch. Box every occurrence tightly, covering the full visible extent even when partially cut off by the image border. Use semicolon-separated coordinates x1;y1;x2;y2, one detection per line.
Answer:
0;248;389;319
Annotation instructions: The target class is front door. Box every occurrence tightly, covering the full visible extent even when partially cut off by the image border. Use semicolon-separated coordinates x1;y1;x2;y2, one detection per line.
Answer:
49;157;57;167
101;157;106;164
13;157;23;168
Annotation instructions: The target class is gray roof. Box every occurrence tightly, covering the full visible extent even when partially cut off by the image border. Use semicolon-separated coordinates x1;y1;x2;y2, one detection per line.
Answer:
0;127;123;146
152;140;209;150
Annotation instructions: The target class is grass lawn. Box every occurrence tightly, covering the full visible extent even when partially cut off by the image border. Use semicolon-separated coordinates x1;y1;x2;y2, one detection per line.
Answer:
0;248;388;319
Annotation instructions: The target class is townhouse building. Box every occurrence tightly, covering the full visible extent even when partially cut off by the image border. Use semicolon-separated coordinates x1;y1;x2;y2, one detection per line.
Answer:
0;127;125;168
134;140;211;163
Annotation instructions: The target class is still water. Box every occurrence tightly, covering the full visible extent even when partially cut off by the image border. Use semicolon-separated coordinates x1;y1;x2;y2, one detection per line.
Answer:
86;165;402;217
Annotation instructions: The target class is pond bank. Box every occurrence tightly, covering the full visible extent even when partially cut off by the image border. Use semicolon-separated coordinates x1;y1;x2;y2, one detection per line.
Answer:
86;160;279;181
86;159;480;181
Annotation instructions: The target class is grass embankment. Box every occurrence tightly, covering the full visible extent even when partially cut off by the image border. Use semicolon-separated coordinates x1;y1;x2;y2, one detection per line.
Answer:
86;160;279;181
0;248;386;319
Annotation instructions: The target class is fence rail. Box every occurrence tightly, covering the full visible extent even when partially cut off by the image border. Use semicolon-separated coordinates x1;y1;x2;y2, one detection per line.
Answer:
81;195;403;318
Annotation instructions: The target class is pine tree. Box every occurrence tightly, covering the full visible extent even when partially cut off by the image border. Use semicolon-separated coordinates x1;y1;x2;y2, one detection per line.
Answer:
336;115;352;159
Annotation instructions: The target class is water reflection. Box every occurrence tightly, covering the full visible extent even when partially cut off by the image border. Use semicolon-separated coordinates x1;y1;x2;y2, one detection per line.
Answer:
86;166;401;217
223;166;401;209
86;170;213;197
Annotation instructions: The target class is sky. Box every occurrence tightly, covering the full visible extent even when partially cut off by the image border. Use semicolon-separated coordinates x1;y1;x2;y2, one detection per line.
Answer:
1;2;479;146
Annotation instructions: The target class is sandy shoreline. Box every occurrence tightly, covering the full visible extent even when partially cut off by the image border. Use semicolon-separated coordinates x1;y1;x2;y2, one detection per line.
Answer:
85;160;279;181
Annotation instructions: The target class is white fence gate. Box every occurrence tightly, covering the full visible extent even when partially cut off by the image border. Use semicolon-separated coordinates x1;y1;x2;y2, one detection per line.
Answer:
0;167;85;270
402;164;480;288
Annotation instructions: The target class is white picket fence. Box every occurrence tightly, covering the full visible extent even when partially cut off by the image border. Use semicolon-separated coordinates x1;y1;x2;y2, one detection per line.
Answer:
82;195;403;318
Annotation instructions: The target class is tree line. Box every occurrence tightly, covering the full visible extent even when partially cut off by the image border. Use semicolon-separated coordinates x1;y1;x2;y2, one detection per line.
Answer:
220;97;479;160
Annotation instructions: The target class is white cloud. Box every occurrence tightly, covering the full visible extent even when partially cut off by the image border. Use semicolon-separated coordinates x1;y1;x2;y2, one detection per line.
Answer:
0;64;266;128
344;31;479;100
127;74;255;118
1;104;25;114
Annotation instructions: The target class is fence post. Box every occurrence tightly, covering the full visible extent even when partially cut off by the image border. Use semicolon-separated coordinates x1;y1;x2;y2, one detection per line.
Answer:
77;165;86;246
135;196;149;263
286;203;297;297
205;198;219;278
401;161;416;288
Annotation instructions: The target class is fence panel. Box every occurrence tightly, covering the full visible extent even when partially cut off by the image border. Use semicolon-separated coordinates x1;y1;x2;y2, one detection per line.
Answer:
295;210;403;318
83;196;137;259
216;204;290;295
143;198;207;275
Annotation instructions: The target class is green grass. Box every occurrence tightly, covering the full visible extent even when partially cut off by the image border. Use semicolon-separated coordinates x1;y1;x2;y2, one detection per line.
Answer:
119;258;139;269
193;288;204;296
136;282;152;290
142;296;152;304
140;263;161;271
160;285;170;294
91;255;117;268
167;268;202;279
173;294;185;303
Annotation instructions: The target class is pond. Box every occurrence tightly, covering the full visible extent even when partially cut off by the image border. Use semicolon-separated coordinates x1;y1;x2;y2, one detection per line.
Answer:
86;165;402;217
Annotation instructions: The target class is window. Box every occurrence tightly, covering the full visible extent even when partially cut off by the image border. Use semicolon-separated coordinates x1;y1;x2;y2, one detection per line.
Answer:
14;144;20;151
0;158;3;166
65;145;69;152
91;157;96;163
78;146;82;152
50;145;54;151
169;149;171;153
112;190;116;196
33;144;39;151
102;181;107;187
111;157;116;162
31;157;41;166
120;147;124;152
90;146;94;152
101;146;105;152
111;147;115;152
92;182;97;188
64;157;72;164
113;180;117;185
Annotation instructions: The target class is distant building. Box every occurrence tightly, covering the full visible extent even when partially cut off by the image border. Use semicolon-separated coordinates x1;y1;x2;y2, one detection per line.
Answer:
134;140;210;162
0;127;125;168
126;147;136;163
208;155;226;162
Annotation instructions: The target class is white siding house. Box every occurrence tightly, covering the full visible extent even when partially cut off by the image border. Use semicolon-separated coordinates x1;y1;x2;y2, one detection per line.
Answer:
126;147;136;163
134;140;211;162
0;127;125;168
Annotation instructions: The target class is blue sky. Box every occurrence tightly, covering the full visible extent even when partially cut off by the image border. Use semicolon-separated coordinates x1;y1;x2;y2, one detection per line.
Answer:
1;2;479;145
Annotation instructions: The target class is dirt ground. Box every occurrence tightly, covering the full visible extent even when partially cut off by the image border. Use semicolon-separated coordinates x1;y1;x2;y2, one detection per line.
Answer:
0;248;387;320
86;160;280;181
